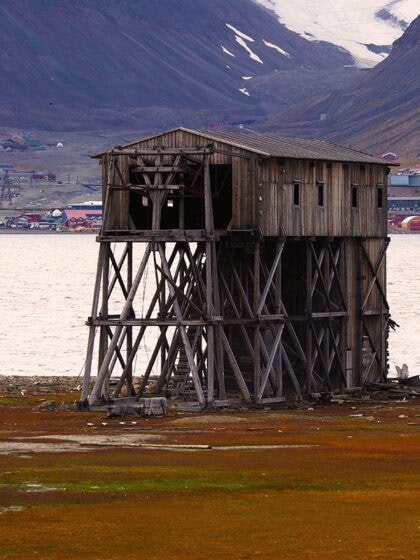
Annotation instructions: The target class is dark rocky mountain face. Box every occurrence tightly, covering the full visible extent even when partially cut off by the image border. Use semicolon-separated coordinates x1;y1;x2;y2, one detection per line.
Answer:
257;15;420;156
0;1;417;157
0;0;352;131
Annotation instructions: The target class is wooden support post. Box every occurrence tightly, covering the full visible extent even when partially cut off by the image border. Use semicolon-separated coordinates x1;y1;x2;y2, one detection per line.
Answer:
157;244;206;406
88;245;151;405
360;239;388;310
81;243;106;401
204;157;215;404
253;241;261;399
220;329;252;402
275;240;283;397
98;243;110;398
126;243;134;395
257;324;284;401
135;327;169;397
306;240;314;392
108;245;129;299
358;238;389;383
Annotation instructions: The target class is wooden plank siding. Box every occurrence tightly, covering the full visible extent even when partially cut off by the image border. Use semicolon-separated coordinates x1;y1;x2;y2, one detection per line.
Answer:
258;159;388;238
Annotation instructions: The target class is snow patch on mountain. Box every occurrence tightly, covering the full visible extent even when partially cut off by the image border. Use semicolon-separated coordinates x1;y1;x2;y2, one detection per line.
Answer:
256;0;419;67
226;23;255;42
236;36;264;63
221;45;235;57
226;23;264;63
263;40;291;58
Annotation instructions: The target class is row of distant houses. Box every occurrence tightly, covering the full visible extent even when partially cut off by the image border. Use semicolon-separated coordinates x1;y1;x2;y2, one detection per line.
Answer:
2;203;102;231
387;165;420;229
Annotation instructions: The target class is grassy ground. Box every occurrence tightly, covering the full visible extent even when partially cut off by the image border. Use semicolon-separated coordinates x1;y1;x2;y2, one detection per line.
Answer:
0;387;419;559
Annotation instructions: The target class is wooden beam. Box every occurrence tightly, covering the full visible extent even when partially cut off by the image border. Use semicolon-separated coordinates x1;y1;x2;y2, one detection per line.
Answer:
88;245;151;405
359;239;389;311
157;244;206;406
81;243;106;401
257;324;284;401
109;148;214;156
257;241;284;315
220;329;252;402
130;166;186;173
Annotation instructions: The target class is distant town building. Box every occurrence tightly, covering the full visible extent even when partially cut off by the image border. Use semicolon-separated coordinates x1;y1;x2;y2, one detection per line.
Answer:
388;168;420;187
382;152;398;161
400;215;420;231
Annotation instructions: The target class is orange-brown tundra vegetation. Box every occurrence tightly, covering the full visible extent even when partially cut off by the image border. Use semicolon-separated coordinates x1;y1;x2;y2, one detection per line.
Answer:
0;379;419;560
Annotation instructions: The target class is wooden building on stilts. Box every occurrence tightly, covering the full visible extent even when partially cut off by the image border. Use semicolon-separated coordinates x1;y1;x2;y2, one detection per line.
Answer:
80;128;393;409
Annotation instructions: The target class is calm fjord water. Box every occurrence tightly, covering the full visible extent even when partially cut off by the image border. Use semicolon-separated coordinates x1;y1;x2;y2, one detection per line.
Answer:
0;233;419;378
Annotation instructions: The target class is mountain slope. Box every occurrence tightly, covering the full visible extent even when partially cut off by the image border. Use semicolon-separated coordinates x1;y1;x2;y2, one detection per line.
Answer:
0;0;417;158
256;0;419;67
257;15;420;156
0;0;352;131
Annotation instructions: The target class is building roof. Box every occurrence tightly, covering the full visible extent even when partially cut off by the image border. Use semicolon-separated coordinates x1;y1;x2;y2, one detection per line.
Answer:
95;127;394;165
64;209;102;219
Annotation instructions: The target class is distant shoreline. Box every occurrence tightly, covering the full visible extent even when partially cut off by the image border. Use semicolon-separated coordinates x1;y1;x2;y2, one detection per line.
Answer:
1;228;419;235
0;229;96;234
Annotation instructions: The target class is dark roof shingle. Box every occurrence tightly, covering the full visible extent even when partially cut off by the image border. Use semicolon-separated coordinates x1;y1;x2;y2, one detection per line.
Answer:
190;129;387;164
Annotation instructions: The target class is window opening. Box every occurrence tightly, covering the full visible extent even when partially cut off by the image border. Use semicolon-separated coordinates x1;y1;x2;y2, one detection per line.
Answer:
293;182;300;206
351;183;358;208
317;181;324;207
377;186;383;209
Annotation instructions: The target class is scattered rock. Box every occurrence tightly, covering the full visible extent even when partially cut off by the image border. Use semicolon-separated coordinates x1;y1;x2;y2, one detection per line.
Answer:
37;400;74;412
0;375;83;395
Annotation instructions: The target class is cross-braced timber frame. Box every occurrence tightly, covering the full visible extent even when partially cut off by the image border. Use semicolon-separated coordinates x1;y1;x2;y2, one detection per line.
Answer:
357;237;389;384
81;143;387;408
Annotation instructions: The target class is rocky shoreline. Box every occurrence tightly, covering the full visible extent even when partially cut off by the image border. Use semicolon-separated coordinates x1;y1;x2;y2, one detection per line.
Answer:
0;375;83;395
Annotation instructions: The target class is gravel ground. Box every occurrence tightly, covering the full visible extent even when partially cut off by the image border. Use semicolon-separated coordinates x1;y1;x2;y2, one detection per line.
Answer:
0;375;83;395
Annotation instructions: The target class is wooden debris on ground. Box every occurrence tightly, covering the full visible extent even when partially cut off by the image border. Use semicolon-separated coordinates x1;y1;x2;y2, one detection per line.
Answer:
106;397;168;418
331;376;420;402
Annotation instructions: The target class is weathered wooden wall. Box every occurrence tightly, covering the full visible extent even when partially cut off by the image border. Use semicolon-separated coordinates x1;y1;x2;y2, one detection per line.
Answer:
258;158;388;237
102;130;388;239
